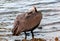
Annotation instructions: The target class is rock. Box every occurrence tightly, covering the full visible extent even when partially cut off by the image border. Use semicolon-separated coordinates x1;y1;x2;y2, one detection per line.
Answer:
31;38;46;41
55;37;59;41
22;38;46;41
15;40;20;41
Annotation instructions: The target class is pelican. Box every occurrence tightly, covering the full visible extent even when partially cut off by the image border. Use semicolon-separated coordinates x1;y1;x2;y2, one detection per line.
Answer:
12;6;42;39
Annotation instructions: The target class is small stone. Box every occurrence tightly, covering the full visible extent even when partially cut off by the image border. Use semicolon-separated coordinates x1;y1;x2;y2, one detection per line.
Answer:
22;39;28;41
31;38;46;41
55;37;59;41
15;40;20;41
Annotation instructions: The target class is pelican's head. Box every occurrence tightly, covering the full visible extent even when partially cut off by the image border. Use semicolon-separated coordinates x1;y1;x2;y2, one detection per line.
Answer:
29;6;37;13
25;6;38;17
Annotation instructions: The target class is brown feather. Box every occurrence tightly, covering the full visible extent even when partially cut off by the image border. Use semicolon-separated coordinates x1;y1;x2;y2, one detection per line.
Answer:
12;6;42;36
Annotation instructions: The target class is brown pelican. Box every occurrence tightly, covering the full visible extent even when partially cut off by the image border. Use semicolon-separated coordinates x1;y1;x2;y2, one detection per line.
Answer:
12;6;42;39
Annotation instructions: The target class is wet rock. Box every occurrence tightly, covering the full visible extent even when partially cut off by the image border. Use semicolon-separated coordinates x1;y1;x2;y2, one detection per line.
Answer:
15;40;20;41
55;37;59;41
22;39;28;41
31;38;46;41
22;38;46;41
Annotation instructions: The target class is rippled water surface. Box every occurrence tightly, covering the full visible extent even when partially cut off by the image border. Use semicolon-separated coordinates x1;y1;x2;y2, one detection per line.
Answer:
0;0;60;41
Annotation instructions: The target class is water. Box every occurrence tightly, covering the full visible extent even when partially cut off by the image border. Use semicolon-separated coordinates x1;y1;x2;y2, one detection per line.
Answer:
0;0;60;41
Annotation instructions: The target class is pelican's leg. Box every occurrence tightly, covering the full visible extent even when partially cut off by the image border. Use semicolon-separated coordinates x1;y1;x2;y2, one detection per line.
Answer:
31;30;34;39
24;32;27;39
